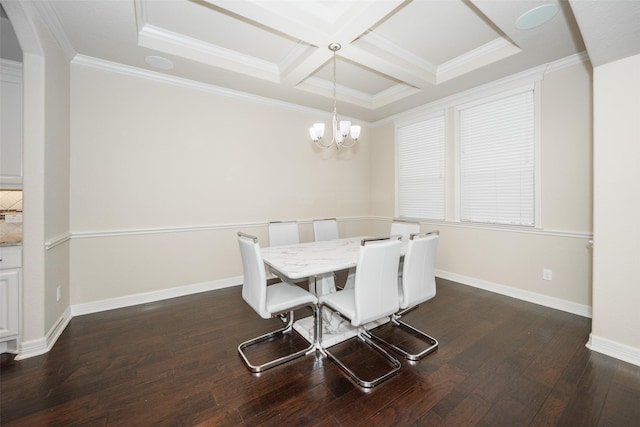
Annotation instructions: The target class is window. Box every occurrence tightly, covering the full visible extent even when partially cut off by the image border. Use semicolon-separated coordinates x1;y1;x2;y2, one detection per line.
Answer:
459;89;535;226
396;114;446;220
395;84;539;228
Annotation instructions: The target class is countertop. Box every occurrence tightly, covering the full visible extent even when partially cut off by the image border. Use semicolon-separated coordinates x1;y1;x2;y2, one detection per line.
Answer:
0;235;22;246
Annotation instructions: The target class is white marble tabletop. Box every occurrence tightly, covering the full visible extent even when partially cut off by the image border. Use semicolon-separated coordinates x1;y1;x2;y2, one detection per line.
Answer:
261;236;405;280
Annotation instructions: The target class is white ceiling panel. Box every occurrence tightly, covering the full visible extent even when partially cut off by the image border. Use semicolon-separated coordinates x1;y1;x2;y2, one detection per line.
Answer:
311;56;400;94
141;0;299;64
371;0;504;65
3;0;637;121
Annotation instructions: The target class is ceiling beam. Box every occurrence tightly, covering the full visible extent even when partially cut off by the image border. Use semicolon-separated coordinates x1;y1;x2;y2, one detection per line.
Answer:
204;0;408;88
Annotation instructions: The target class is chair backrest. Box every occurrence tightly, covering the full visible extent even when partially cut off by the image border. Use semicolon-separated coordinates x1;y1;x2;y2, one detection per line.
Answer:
352;237;402;326
400;231;439;309
313;218;339;241
237;232;269;319
268;221;300;247
390;220;420;242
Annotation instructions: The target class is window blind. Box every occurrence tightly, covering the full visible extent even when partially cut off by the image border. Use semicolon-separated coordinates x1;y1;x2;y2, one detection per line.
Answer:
397;114;446;220
459;90;535;226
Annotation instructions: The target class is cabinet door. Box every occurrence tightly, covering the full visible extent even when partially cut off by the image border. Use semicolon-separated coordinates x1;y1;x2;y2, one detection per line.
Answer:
0;64;23;186
0;270;20;339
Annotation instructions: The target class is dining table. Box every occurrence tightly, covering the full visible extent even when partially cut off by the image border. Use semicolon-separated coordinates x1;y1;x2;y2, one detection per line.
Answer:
261;236;406;347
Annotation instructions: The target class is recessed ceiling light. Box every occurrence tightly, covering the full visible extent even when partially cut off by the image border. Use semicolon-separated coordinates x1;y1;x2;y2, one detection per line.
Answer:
145;55;174;70
515;4;560;30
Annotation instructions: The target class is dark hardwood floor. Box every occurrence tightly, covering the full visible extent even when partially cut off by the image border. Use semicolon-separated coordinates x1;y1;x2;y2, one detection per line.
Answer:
2;279;639;426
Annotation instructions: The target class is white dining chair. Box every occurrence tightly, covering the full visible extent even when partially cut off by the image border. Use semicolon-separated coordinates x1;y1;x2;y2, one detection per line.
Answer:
313;218;339;241
390;219;420;282
311;218;345;291
318;236;402;388
236;232;318;373
390;219;420;242
267;220;310;287
268;221;300;247
369;231;439;361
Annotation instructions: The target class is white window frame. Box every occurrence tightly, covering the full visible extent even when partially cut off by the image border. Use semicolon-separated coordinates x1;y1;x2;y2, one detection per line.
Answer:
453;83;541;228
394;81;541;229
395;110;447;221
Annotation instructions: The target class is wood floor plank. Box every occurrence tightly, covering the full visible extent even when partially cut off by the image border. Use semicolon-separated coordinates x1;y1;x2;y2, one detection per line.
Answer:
556;351;620;425
2;279;639;426
598;365;640;426
440;393;492;426
523;314;591;388
529;334;593;427
477;394;537;427
365;380;457;426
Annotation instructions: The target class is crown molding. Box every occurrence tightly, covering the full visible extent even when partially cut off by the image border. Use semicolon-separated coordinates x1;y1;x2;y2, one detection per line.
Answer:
437;37;522;84
545;51;591;73
377;51;591;127
371;84;422;109
299;75;421;110
138;24;280;82
297;75;373;107
276;40;312;77
71;54;375;124
359;30;437;77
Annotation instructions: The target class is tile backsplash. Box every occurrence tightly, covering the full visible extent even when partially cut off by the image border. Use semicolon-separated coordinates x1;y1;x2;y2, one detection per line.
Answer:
0;190;23;244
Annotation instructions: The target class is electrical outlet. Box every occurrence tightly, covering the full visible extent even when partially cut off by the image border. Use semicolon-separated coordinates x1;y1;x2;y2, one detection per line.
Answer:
543;269;553;281
56;286;61;302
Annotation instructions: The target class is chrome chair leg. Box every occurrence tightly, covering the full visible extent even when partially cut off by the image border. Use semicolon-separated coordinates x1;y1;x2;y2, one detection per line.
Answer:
320;330;401;388
318;305;401;388
238;304;317;373
368;313;438;361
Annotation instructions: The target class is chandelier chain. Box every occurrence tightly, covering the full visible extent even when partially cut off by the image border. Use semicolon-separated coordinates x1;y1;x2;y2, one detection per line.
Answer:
332;48;337;118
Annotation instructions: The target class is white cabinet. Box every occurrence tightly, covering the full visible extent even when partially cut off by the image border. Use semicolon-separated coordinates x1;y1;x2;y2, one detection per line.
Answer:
0;269;20;340
0;245;21;352
0;60;23;189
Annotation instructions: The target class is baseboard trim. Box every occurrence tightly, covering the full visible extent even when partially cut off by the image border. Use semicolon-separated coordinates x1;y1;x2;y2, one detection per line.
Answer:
70;276;242;317
436;270;592;318
14;271;593;360
587;334;640;367
15;278;242;359
16;306;72;360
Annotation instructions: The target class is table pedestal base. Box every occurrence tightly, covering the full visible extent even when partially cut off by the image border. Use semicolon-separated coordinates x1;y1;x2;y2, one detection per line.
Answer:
293;316;390;348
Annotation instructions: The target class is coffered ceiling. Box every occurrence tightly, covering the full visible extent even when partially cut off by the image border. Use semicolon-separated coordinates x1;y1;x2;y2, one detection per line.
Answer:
3;1;640;122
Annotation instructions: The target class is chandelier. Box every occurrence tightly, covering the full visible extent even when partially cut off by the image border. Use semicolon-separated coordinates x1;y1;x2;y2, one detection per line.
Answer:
309;43;361;149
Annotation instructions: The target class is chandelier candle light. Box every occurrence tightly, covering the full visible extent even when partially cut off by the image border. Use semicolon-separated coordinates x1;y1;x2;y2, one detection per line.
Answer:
309;43;361;149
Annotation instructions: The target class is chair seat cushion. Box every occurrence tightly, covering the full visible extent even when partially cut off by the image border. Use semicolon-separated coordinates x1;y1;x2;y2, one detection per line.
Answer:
266;282;318;314
319;289;356;324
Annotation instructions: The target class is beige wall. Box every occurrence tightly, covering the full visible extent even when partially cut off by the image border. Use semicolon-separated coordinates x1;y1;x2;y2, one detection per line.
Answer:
540;63;593;233
10;1;637;368
370;61;593;314
69;62;374;304
590;53;640;360
369;122;395;217
69;58;594;316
